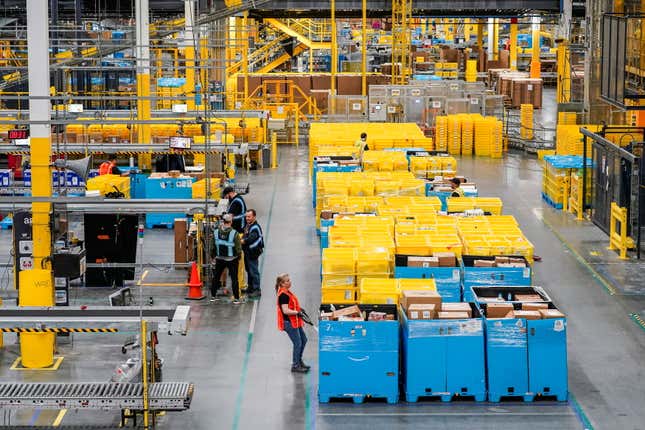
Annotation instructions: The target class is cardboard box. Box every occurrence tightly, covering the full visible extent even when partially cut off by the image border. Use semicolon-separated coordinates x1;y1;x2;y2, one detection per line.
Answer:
407;304;437;320
494;256;510;264
539;309;566;319
433;252;456;267
174;218;188;264
407;256;439;268
510;310;542;320
332;305;362;319
514;294;545;302
441;302;473;317
486;302;514;318
320;210;333;220
509;257;526;265
438;311;470;319
522;302;548;311
474;259;496;267
320;311;334;321
401;290;442;310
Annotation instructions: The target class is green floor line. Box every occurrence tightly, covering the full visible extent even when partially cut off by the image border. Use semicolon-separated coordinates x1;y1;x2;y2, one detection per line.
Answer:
232;149;281;430
629;313;645;333
568;392;594;430
539;214;617;296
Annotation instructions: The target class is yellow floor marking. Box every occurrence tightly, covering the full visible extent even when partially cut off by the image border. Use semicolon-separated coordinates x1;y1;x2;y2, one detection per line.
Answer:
10;356;64;371
52;409;67;426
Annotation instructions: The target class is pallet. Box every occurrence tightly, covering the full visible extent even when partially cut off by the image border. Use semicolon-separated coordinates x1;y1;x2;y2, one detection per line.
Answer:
405;392;486;403
488;393;535;402
319;393;398;404
541;192;563;210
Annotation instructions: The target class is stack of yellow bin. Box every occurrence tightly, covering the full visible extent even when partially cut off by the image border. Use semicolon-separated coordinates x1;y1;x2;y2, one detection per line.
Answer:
461;115;474;155
435;116;448;151
457;216;534;263
321;248;357;304
474;116;492;156
448;115;462;155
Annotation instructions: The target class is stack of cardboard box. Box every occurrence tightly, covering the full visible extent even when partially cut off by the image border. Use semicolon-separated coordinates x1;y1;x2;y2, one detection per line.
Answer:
485;301;565;320
473;256;527;268
407;251;456;268
401;290;473;320
320;305;395;321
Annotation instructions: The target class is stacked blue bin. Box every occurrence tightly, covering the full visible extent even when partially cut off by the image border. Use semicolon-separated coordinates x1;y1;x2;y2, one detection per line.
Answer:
318;304;399;404
471;286;568;402
462;255;532;302
394;255;462;302
400;303;486;402
144;177;195;228
130;173;148;199
320;218;334;250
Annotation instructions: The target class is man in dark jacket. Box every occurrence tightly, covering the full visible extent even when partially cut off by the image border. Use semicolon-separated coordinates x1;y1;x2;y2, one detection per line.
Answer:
211;214;243;304
222;185;247;233
241;209;264;297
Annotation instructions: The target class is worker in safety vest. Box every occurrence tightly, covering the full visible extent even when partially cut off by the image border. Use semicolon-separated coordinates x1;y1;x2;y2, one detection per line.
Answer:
450;177;465;197
275;273;310;373
354;132;369;160
99;154;129;176
222;185;247;233
211;214;243;304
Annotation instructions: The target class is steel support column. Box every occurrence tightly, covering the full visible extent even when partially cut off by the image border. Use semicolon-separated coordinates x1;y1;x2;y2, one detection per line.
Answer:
24;0;55;369
331;0;337;107
361;0;367;95
487;18;494;60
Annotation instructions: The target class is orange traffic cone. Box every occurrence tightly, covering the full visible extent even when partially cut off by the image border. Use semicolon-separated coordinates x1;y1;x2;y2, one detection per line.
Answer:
186;262;205;300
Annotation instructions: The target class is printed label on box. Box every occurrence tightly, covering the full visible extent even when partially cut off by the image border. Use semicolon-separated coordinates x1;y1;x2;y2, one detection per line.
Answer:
391;89;401;96
470;98;479;105
523;268;530;278
528;84;533;90
410;311;419;319
411;89;421;96
387;106;397;113
432;101;441;108
554;320;564;332
352;103;362;111
452;269;460;280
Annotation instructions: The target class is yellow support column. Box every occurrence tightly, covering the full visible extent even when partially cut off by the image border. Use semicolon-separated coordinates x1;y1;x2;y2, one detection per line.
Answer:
464;19;471;42
477;19;484;48
530;17;541;78
493;19;499;61
361;0;367;96
331;0;337;114
556;41;571;103
184;0;196;110
271;131;278;168
137;0;151;156
22;0;54;369
510;18;518;71
242;11;249;101
200;37;209;88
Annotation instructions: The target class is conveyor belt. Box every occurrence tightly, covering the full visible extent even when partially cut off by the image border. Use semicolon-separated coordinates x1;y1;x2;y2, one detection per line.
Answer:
0;382;194;411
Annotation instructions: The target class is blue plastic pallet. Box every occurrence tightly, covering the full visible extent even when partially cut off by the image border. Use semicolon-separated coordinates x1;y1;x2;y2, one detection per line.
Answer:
318;304;399;405
401;303;486;403
541;192;563;209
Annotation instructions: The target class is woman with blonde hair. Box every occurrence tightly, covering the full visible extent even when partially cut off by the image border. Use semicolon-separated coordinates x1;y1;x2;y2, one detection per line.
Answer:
275;273;310;373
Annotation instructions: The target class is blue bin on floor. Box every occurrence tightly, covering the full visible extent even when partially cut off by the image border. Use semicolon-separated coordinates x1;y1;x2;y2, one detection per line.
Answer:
144;177;194;228
394;255;462;302
401;303;485;402
462;255;531;302
527;315;568;401
318;304;399;404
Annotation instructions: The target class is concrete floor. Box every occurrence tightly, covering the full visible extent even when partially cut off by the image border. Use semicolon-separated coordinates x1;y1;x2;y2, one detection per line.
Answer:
1;138;645;428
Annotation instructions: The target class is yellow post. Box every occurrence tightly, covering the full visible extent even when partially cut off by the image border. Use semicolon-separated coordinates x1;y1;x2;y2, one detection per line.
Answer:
136;0;151;152
200;37;209;88
493;19;499;61
556;41;571;103
361;0;367;96
226;151;236;179
141;319;150;429
330;0;337;114
464;19;471;42
271;131;278;168
477;19;484;48
242;11;249;101
295;108;300;148
510;18;518;71
530;16;541;78
184;0;196;110
22;0;55;369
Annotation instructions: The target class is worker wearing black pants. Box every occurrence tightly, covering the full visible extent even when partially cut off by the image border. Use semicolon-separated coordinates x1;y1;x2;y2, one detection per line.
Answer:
211;214;243;304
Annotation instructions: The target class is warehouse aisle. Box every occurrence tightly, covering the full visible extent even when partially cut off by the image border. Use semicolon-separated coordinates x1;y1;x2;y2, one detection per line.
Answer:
1;146;644;429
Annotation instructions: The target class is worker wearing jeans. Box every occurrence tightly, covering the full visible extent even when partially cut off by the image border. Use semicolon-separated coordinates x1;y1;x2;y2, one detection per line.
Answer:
212;214;243;304
242;209;264;297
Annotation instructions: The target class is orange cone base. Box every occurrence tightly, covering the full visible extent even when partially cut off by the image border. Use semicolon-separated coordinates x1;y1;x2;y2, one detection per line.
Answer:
186;261;205;300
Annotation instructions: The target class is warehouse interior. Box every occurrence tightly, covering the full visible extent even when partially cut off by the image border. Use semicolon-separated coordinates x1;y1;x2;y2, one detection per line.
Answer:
0;0;643;428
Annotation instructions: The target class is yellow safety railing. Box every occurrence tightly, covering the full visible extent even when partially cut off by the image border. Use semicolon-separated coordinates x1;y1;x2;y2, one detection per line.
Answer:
226;34;290;76
567;172;584;221
608;202;636;259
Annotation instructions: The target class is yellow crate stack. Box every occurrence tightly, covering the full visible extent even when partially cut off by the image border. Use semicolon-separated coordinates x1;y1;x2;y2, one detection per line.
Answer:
541;160;571;208
447;115;462;155
435;116;448;151
362;151;409;172
474;115;491;156
520;104;534;140
555;125;602;156
457;216;534;262
461;114;474;155
446;197;503;215
321;248;357;304
491;119;504;158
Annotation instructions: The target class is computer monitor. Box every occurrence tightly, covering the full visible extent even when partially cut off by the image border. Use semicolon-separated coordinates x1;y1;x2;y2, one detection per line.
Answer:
169;136;192;149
